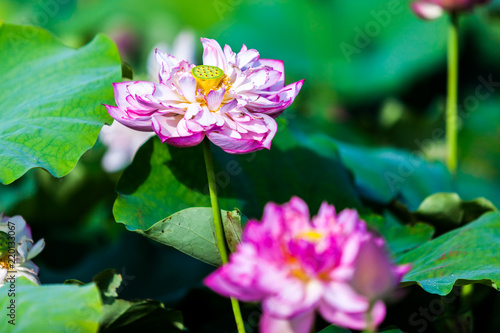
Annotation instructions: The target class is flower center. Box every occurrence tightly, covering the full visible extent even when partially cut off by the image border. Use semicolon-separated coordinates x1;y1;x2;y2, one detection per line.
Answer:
296;230;324;243
192;65;224;93
0;256;9;270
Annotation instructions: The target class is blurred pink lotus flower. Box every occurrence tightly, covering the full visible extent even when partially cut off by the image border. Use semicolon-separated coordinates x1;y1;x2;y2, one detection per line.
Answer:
100;121;155;172
104;38;303;154
412;0;491;20
204;197;410;333
0;214;45;286
100;31;195;172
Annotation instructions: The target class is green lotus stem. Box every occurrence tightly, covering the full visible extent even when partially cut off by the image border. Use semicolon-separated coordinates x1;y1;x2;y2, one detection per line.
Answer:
363;301;376;333
446;12;459;174
202;138;246;333
461;284;474;308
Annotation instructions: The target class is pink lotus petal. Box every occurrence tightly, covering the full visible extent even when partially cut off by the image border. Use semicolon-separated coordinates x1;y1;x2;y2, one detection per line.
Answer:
151;114;182;140
185;103;202;119
153;83;185;103
153;113;206;147
247;79;304;115
260;310;315;333
411;0;491;17
201;38;227;69
178;75;197;103
236;47;260;70
165;133;205;147
127;81;156;96
219;99;239;114
351;238;399;300
411;2;444;20
256;58;285;90
206;88;225;111
193;106;218;128
323;282;370;313
113;82;134;109
320;300;386;331
204;244;268;302
262;278;309;317
27;239;45;260
312;202;337;229
105;105;153;131
223;44;237;64
206;114;277;154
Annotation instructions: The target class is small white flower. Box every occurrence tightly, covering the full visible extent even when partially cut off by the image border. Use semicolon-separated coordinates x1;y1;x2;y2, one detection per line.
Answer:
0;214;45;286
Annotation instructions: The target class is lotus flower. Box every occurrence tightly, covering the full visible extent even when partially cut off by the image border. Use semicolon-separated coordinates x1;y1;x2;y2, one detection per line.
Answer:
204;197;411;333
0;214;45;286
104;38;303;154
411;0;491;20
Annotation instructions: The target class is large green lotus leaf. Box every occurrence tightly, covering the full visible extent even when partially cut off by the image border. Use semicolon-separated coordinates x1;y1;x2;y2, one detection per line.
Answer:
71;269;186;332
123;207;242;266
0;277;102;333
113;137;243;228
309;134;453;211
0;23;121;184
397;211;500;295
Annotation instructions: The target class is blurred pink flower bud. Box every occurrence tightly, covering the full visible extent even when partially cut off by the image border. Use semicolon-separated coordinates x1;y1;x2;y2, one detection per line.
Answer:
412;0;491;20
351;237;411;301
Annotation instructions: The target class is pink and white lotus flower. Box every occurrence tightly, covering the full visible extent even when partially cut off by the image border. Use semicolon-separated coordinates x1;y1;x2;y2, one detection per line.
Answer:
104;38;303;154
0;214;45;286
411;0;491;20
204;197;410;333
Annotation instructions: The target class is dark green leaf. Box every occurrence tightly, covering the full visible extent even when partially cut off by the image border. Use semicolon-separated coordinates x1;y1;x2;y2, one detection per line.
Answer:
397;212;500;295
101;300;185;333
121;62;134;79
0;277;102;332
113;138;240;229
113;127;363;238
325;135;454;211
93;269;123;301
317;325;351;333
0;23;121;184
414;192;496;233
87;269;186;332
64;279;85;286
0;171;37;212
120;207;241;266
363;213;435;255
